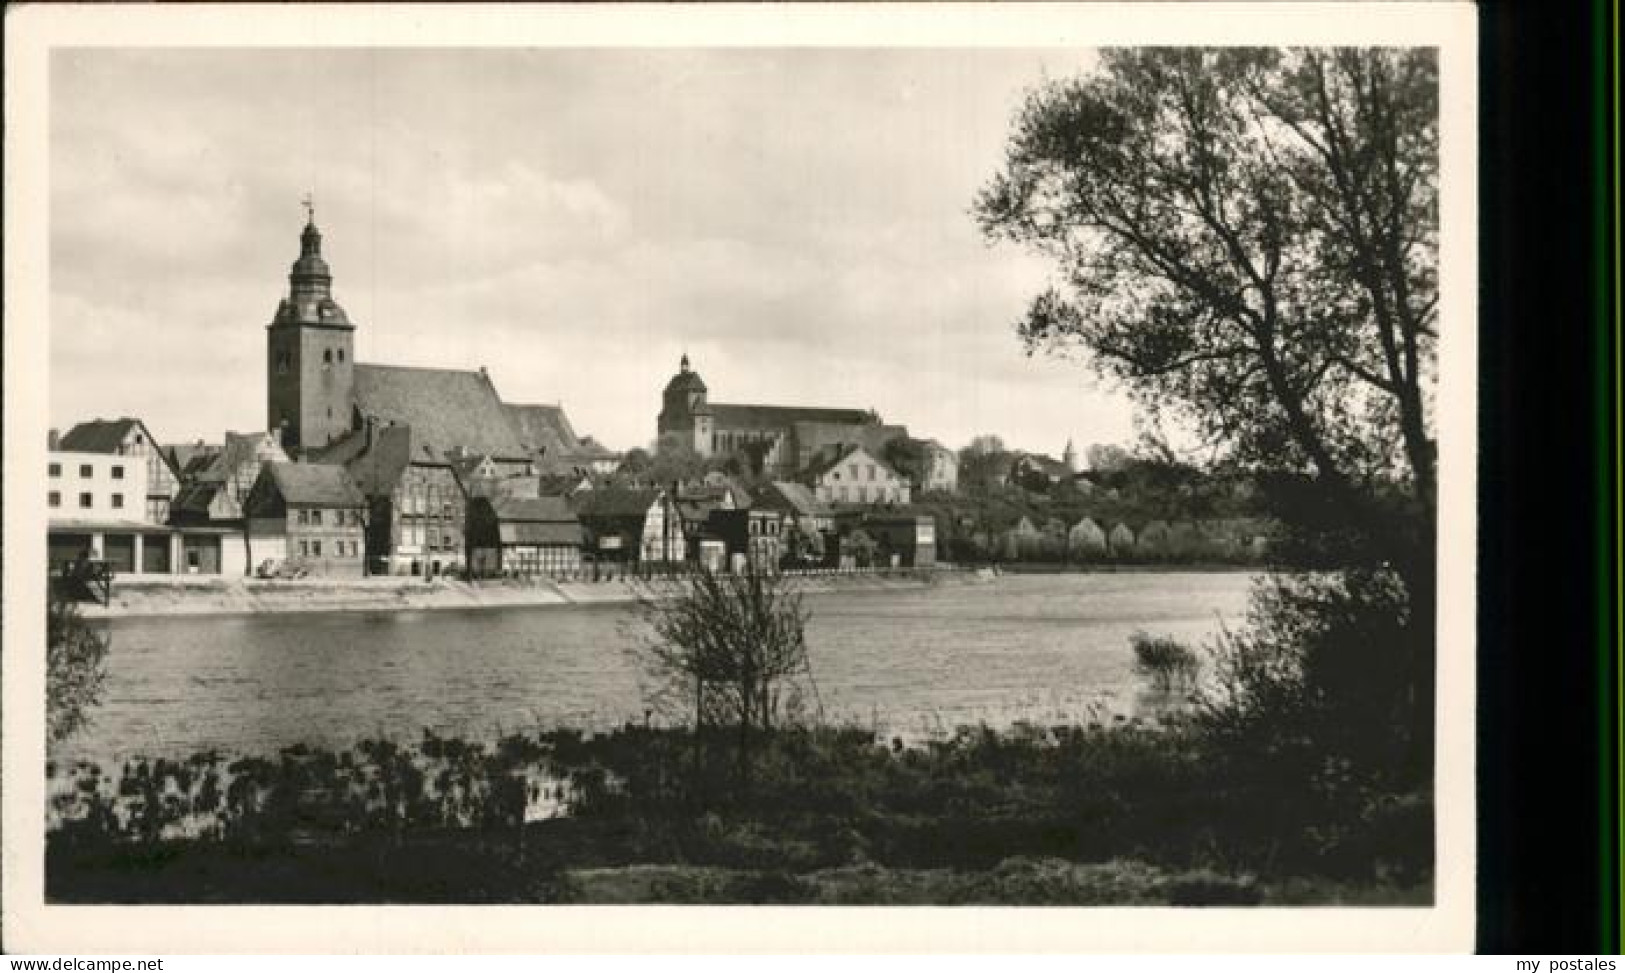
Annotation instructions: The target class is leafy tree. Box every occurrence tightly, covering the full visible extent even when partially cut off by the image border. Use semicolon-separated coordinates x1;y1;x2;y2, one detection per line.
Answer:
649;432;708;485
48;591;109;743
843;529;880;568
1086;443;1133;473
958;435;1014;493
882;436;932;489
619;447;653;475
632;568;814;792
976;48;1438;776
975;48;1436;517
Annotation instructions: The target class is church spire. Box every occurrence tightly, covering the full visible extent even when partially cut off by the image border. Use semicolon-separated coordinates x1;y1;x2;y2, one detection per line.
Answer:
272;204;350;327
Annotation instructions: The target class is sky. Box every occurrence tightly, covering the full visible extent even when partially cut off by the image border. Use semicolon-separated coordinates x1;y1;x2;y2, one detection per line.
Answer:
49;47;1137;458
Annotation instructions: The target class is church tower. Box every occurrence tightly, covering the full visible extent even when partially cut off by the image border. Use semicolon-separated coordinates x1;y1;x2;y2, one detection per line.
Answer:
1063;438;1079;473
657;353;714;456
266;204;355;456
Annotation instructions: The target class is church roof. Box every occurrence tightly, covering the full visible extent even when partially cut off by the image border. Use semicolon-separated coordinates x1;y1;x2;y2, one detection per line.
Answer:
352;363;529;462
504;403;581;457
709;403;875;431
663;353;708;395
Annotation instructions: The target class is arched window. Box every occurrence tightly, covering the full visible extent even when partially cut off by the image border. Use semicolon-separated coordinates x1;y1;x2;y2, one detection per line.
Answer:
323;349;333;365
337;349;345;363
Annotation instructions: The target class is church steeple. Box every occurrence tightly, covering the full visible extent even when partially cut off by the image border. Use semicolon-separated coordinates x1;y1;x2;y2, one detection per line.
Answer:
267;202;356;456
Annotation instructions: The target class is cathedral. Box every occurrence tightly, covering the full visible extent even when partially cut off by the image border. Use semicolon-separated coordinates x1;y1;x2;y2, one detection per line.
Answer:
657;353;907;477
264;211;610;475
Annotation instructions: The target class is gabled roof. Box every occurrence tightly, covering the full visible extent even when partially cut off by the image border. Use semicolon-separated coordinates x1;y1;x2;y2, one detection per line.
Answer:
59;418;142;453
171;481;239;521
353;363;528;461
490;495;577;522
201;431;288;483
758;481;832;519
499;522;585;546
264;462;365;507
574;487;662;519
166;441;220;473
341;424;416;496
710;403;875;431
802;443;901;482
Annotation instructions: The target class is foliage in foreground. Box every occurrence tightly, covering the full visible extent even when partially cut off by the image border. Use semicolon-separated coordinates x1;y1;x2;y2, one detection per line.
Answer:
48;591;110;743
47;718;1432;904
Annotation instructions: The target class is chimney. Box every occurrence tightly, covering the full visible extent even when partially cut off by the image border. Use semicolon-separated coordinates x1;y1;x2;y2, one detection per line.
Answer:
364;415;377;451
47;428;59;450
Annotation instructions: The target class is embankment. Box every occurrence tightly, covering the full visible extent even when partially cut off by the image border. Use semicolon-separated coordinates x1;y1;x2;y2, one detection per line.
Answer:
80;567;995;619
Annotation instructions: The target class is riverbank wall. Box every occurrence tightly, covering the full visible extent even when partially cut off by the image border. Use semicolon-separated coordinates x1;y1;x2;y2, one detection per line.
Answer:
79;567;997;619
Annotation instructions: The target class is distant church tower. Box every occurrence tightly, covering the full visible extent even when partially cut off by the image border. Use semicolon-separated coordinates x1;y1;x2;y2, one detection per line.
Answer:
657;353;714;456
266;202;355;456
1063;438;1079;473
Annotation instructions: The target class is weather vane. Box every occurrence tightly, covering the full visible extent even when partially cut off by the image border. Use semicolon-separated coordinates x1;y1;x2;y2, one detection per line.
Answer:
301;192;315;223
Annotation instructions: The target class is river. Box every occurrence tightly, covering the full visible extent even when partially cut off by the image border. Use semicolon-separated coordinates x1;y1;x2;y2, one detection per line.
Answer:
60;571;1255;764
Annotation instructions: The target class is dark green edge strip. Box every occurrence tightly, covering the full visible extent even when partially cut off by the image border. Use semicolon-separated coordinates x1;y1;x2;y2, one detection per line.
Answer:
1610;0;1622;952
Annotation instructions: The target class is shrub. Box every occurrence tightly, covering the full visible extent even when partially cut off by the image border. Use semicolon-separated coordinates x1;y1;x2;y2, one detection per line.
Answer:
1130;632;1201;692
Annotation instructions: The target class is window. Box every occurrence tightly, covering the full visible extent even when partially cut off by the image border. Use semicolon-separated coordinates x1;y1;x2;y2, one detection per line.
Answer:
135;433;144;445
858;487;868;502
323;349;333;365
867;465;876;481
111;494;124;509
48;491;60;508
442;534;453;549
112;465;125;480
296;510;308;526
312;540;322;557
311;509;323;526
79;493;92;509
48;463;60;477
79;464;93;478
338;349;345;363
299;540;309;556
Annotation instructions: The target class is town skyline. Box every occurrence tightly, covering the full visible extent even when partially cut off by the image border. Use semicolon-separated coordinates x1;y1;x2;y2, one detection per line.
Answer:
49;47;1137;460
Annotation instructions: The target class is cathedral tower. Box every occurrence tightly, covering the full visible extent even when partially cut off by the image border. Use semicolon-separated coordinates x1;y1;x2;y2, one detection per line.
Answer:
266;205;355;456
657;353;714;456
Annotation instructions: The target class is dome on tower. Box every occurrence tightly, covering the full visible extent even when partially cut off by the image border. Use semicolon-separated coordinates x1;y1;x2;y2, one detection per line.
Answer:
663;353;707;395
274;214;351;327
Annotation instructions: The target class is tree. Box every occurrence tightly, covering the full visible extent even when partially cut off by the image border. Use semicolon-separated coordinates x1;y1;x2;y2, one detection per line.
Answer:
959;435;1014;493
649;432;708;485
882;436;932;489
976;48;1438;777
975;48;1436;514
843;529;879;568
47;590;109;743
1086;443;1132;473
632;568;814;792
619;447;653;475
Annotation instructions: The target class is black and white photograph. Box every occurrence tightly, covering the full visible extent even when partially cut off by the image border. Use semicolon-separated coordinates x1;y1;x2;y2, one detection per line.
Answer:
3;2;1477;953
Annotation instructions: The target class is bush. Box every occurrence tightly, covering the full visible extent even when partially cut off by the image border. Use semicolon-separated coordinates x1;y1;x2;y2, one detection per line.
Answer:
1130;632;1201;692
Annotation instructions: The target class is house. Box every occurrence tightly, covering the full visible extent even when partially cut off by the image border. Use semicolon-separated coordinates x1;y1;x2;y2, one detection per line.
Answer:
1002;516;1041;559
573;488;678;563
1136;520;1172;556
1067;518;1108;557
196;431;290;506
706;508;785;572
312;421;466;577
801;444;911;506
466;496;584;577
844;513;937;568
920;440;959;494
244;462;368;577
58;417;180;524
755;481;835;533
